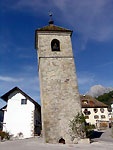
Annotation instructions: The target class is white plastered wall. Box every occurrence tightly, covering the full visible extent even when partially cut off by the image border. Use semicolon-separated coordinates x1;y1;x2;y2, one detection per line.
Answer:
82;108;109;125
111;104;113;113
3;90;35;138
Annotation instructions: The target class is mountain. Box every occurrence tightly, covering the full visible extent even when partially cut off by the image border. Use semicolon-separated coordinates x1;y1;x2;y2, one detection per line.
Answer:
86;85;113;98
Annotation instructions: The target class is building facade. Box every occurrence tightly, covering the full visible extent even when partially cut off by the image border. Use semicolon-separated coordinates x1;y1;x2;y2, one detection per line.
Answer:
35;19;81;143
109;103;113;123
81;95;109;128
1;87;41;139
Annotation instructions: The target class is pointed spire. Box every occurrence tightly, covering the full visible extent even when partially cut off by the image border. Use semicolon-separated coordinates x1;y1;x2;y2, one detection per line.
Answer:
49;11;54;24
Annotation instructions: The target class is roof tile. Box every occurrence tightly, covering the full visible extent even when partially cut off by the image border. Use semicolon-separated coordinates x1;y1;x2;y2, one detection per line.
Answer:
35;24;72;33
80;95;108;108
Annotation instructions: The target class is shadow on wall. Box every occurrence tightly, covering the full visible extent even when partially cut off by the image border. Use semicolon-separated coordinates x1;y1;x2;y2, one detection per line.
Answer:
0;111;4;130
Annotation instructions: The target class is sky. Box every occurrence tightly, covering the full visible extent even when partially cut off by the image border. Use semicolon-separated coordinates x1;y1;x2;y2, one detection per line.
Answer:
0;0;113;108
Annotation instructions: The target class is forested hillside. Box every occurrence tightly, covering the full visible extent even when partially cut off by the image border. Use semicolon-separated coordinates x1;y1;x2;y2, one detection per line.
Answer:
96;91;113;106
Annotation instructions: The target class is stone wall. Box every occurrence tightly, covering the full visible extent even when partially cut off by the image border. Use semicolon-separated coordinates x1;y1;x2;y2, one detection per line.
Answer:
36;32;81;143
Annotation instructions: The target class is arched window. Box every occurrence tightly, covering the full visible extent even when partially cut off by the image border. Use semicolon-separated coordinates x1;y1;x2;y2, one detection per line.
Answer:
51;39;60;51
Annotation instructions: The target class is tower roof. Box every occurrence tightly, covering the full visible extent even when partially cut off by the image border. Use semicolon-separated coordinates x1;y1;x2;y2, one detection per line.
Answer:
35;24;72;49
35;24;72;33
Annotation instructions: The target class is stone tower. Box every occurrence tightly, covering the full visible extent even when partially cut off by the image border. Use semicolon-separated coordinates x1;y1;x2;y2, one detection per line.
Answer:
35;16;81;144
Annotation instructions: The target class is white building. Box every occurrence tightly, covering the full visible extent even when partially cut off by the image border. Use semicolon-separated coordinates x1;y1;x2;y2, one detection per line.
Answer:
111;103;113;115
1;87;41;139
109;103;113;122
80;95;109;128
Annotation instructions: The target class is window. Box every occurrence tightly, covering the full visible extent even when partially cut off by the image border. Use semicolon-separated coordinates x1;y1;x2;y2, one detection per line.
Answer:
21;99;27;104
51;39;60;51
94;108;98;113
83;109;91;115
89;101;94;105
83;108;88;114
82;100;88;104
101;115;106;119
100;108;104;113
94;115;99;119
85;116;89;119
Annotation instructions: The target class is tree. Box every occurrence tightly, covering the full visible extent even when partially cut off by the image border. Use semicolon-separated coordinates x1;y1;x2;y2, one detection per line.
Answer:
96;91;113;106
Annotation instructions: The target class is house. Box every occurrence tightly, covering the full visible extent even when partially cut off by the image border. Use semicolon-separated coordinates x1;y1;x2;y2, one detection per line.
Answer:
0;105;6;130
109;102;113;123
0;87;41;139
80;95;109;129
111;102;113;118
0;110;3;129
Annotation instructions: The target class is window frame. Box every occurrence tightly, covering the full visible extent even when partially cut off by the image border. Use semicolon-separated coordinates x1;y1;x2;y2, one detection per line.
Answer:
100;108;104;113
94;108;98;113
94;115;99;119
51;39;60;51
21;98;27;105
101;115;106;119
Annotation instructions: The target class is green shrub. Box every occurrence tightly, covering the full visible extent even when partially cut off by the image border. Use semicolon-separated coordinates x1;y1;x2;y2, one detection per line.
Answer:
69;113;95;140
0;131;10;140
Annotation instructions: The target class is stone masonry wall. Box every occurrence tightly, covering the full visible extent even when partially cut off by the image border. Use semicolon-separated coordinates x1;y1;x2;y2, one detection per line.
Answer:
36;32;81;143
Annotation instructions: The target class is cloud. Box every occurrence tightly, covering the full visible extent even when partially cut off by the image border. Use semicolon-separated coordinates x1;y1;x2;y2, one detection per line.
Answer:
56;0;113;51
77;71;96;94
0;75;40;108
78;71;95;85
78;77;94;85
0;76;23;82
97;61;113;68
22;65;37;71
86;84;113;97
0;73;40;106
2;0;48;13
2;0;113;48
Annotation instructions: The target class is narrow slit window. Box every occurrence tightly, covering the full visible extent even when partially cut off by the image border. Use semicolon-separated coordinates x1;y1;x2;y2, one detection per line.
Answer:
51;39;60;51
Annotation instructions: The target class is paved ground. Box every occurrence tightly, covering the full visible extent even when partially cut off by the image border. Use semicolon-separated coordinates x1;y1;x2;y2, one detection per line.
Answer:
0;129;113;150
95;128;113;143
0;139;113;150
91;128;113;143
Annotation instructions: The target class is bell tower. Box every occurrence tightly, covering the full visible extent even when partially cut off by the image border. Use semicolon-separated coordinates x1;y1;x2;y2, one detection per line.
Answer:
35;14;81;144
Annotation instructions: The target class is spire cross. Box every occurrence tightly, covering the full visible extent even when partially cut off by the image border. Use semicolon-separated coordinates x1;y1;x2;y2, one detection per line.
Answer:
49;11;52;17
49;11;54;24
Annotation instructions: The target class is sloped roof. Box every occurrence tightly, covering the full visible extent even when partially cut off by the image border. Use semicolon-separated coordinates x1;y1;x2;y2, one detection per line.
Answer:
0;105;7;111
35;24;72;33
80;95;108;108
1;87;41;110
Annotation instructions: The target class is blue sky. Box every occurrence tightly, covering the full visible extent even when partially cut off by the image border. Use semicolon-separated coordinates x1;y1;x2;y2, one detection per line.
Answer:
0;0;113;108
